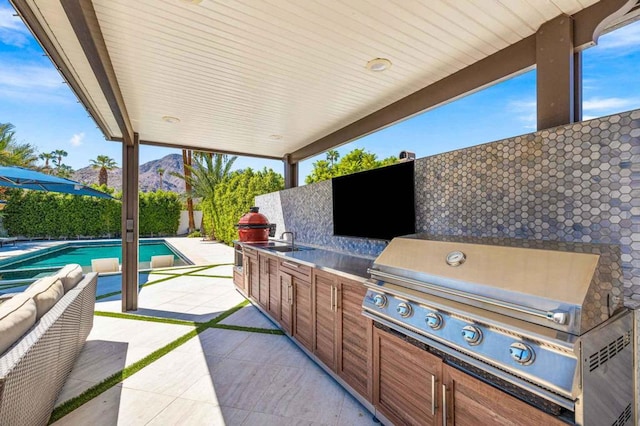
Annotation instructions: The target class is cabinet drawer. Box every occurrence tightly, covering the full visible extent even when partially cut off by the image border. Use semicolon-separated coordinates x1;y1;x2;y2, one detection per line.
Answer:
279;259;311;280
243;247;258;259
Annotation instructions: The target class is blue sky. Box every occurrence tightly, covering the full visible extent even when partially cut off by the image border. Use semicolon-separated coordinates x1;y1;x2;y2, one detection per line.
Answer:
0;1;639;183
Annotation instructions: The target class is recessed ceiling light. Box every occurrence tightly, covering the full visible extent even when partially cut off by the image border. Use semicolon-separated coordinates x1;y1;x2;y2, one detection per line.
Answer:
366;58;392;72
162;116;180;123
269;134;283;140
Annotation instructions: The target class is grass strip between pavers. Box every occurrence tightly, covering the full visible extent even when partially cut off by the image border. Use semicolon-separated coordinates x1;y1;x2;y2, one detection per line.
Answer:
49;299;250;424
211;323;285;335
179;274;233;279
94;311;198;327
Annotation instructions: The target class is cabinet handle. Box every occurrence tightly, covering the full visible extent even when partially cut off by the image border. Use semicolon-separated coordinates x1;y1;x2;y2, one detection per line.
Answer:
442;384;447;426
288;283;293;306
431;375;437;415
330;285;334;311
282;261;300;269
331;285;338;312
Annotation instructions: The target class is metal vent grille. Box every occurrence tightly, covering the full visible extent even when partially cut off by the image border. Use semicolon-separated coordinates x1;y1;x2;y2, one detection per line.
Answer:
589;332;631;372
612;403;632;426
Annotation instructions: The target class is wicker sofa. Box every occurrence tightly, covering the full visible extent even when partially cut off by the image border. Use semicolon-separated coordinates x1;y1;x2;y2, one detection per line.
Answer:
0;266;97;426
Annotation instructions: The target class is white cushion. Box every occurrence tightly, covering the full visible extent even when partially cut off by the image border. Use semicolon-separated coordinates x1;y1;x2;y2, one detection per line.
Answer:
57;264;83;292
25;276;64;320
150;255;174;269
0;293;37;355
91;258;119;273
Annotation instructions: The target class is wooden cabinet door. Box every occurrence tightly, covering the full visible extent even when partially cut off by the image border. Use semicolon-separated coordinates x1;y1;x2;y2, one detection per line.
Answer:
245;251;259;301
279;272;293;334
373;327;440;426
442;364;566;426
313;271;337;370
292;276;313;350
337;278;372;401
266;257;280;319
258;255;271;309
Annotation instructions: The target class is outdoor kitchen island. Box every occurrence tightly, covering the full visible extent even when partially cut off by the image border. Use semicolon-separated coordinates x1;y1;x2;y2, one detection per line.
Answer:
232;235;633;425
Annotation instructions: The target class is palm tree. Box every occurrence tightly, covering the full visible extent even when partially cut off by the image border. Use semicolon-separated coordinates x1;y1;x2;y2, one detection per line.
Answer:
90;155;117;186
52;149;68;167
157;167;165;190
182;149;195;233
54;164;74;179
327;149;340;169
39;152;54;171
183;152;237;239
0;122;38;167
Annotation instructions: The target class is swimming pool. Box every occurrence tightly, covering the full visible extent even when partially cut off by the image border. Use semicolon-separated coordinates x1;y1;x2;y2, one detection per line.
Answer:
0;239;189;283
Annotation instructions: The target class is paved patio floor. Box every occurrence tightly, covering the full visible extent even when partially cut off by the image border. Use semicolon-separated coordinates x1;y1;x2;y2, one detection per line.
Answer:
50;239;377;425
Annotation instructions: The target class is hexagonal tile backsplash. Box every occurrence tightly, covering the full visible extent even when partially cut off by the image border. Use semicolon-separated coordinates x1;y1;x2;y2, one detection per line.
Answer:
257;109;640;299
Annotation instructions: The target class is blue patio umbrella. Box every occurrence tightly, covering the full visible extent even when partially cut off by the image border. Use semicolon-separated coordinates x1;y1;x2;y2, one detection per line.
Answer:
0;166;113;199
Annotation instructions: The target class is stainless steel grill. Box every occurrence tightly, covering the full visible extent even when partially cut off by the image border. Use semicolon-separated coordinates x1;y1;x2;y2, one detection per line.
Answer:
362;234;634;426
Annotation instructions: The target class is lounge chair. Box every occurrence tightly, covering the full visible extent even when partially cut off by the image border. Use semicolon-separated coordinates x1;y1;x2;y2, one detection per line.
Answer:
150;255;174;269
90;258;119;273
0;237;16;248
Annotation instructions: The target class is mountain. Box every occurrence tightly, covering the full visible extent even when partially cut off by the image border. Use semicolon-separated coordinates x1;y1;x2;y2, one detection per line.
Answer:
72;154;187;193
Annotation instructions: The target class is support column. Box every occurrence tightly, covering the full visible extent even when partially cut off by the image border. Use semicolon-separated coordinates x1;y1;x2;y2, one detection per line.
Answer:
122;133;139;311
284;154;298;189
536;14;577;130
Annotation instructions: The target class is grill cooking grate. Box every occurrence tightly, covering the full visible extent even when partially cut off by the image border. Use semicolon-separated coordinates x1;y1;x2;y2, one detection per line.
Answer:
611;403;632;426
589;331;631;372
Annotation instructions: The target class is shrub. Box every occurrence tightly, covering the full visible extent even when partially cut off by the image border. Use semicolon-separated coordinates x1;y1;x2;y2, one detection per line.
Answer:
204;168;284;244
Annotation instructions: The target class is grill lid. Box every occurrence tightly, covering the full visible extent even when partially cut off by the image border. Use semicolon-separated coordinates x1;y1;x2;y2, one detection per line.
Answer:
369;235;624;335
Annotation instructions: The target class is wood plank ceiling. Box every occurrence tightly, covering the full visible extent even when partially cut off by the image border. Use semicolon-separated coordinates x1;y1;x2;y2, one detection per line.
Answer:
23;0;599;160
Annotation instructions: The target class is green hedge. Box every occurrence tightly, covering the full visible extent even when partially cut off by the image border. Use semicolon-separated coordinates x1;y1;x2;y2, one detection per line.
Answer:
3;189;181;238
204;168;284;244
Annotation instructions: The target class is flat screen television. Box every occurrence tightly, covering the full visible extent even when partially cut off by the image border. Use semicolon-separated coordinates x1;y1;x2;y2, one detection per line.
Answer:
332;161;415;240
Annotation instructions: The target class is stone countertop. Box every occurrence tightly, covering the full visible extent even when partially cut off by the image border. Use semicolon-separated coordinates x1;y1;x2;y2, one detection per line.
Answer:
235;240;374;282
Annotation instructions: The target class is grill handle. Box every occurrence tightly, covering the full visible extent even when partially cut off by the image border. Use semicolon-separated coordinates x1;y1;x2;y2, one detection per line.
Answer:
369;269;569;326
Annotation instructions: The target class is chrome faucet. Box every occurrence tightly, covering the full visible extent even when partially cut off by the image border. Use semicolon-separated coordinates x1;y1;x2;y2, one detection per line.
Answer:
280;231;295;251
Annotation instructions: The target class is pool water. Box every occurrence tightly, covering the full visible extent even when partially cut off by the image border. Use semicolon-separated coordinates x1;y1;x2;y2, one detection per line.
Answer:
3;243;177;270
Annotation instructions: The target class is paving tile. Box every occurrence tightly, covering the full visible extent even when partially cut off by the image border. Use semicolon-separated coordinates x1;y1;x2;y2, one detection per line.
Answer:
241;412;327;426
51;385;175;426
147;398;250;426
220;304;280;330
175;328;252;357
55;378;95;407
336;394;378;426
253;366;345;425
122;348;211;397
226;334;318;371
206;357;281;410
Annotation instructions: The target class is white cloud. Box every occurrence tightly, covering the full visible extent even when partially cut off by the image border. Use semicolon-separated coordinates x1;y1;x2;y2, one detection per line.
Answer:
0;60;72;104
0;6;29;47
508;99;536;129
70;133;85;147
598;22;640;52
583;97;638;113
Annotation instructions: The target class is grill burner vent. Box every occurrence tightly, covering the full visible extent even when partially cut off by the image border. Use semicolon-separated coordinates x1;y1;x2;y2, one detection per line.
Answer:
588;331;631;372
611;404;632;426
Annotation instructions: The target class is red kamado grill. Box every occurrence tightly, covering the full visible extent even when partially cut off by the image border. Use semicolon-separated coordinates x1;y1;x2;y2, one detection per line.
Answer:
236;207;276;243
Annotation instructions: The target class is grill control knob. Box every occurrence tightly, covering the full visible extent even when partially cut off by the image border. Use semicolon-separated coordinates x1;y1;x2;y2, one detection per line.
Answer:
372;294;387;308
396;302;413;318
425;313;444;329
461;325;483;345
509;342;535;365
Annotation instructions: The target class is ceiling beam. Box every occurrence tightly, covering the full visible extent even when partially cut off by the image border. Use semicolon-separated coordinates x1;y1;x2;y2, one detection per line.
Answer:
139;139;283;161
60;0;134;145
9;0;112;138
289;0;637;164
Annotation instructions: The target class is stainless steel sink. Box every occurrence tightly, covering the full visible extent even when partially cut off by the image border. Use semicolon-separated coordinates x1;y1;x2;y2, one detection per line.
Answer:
267;246;314;253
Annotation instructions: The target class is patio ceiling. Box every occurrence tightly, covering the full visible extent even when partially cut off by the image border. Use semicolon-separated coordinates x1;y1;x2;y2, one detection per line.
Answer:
10;0;637;162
